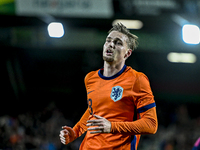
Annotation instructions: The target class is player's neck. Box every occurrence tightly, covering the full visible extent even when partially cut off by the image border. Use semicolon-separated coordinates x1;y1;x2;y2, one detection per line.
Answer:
103;61;125;77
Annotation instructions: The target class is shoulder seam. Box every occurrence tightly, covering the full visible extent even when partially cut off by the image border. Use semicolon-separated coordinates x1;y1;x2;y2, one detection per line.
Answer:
84;70;98;86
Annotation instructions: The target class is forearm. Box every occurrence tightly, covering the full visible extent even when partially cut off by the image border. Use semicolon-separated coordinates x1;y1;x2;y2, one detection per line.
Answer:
110;107;158;135
73;108;90;138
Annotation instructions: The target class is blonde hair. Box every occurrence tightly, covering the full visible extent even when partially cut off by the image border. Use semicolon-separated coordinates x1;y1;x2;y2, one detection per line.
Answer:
108;23;139;50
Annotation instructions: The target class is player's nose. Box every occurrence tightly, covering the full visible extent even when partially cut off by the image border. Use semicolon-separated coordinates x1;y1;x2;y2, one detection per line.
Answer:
108;41;115;48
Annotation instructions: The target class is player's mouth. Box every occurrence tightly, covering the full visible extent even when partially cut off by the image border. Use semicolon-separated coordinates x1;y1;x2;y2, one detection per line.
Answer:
106;49;113;56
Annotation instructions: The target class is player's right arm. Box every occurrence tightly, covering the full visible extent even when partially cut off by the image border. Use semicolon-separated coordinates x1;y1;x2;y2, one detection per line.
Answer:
60;126;76;145
59;108;90;145
73;108;90;137
59;72;93;145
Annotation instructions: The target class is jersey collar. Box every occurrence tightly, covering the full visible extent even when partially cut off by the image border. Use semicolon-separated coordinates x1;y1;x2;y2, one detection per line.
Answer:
98;65;127;80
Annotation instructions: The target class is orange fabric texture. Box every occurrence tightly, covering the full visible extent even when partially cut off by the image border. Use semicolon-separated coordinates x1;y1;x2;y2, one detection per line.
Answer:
73;108;90;138
72;66;157;150
111;107;158;134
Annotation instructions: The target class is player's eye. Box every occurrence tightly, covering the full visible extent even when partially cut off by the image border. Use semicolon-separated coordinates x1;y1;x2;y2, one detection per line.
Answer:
106;39;111;43
116;41;123;46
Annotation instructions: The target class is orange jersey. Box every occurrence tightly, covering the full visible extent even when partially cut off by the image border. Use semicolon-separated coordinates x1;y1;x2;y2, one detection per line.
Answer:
73;65;158;150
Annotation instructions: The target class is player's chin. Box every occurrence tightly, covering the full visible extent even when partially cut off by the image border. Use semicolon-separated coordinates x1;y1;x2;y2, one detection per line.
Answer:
103;56;114;62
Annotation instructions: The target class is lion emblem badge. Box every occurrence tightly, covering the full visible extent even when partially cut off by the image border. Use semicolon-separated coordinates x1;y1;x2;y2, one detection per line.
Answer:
110;86;123;102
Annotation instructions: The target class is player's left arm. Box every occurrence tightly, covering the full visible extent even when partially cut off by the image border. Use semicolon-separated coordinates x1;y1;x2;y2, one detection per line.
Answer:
110;106;158;134
86;107;157;135
87;107;158;135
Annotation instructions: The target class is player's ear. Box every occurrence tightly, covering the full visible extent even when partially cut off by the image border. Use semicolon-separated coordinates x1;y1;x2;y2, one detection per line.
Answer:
124;49;132;60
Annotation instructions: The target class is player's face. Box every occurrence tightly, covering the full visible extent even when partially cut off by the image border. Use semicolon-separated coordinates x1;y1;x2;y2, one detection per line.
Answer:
103;31;129;64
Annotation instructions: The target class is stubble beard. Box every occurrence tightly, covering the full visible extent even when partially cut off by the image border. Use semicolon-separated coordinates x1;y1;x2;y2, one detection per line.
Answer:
103;56;114;62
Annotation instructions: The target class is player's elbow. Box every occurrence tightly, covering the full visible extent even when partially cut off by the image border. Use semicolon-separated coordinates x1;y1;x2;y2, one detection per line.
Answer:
145;109;158;134
148;118;158;134
151;124;158;134
143;117;158;134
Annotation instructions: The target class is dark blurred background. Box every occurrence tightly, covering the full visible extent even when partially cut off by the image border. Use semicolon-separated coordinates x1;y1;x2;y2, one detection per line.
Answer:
0;0;200;149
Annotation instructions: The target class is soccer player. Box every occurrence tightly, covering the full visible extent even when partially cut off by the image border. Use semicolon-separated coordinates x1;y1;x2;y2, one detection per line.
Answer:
59;23;158;150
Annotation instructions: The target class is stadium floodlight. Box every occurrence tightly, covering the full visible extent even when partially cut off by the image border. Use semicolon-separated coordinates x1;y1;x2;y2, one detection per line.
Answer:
182;24;200;44
47;22;64;38
112;19;143;30
167;52;197;63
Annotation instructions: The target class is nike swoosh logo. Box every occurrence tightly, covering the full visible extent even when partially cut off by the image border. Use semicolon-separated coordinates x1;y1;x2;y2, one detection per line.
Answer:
87;90;94;95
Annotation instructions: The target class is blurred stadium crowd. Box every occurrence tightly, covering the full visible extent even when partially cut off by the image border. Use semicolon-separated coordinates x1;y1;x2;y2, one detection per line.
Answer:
0;102;83;150
0;102;199;150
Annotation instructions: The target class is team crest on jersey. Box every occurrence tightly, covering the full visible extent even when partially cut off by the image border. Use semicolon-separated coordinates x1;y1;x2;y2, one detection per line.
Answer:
110;86;123;102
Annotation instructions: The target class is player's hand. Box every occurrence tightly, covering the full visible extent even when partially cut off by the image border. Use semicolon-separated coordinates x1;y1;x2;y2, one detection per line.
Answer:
86;114;111;134
59;126;76;145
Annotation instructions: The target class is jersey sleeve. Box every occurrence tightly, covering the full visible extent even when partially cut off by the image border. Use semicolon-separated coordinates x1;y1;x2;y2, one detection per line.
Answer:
133;73;155;110
73;108;90;138
72;72;95;138
110;73;158;135
110;107;158;134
